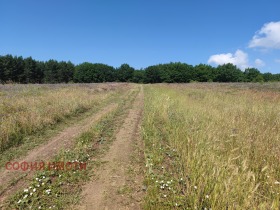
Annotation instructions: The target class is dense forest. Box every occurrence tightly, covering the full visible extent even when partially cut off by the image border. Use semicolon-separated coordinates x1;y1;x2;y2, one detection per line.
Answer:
0;54;279;84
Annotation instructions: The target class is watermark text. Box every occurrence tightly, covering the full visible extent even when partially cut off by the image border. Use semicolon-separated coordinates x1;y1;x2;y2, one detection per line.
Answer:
5;161;87;171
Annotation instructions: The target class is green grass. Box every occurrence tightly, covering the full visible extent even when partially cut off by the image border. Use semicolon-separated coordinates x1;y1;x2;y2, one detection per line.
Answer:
142;84;280;210
0;86;129;170
0;84;125;152
5;86;140;210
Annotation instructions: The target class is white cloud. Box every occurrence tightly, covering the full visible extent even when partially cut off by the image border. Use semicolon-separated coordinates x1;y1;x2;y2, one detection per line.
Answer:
208;50;249;70
275;59;280;63
249;21;280;49
254;59;265;67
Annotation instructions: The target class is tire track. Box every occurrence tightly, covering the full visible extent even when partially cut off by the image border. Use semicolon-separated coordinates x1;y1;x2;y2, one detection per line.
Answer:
0;103;118;203
77;86;144;210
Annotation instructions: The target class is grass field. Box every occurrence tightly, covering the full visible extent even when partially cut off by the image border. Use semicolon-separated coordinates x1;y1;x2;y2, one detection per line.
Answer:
0;83;280;209
0;83;123;151
142;83;280;209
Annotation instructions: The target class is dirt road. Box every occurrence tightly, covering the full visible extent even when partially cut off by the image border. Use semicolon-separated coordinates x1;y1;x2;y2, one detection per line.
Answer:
77;86;144;210
0;103;118;203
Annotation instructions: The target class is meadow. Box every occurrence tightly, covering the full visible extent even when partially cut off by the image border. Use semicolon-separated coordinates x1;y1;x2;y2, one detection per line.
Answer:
0;83;280;209
142;83;280;209
0;83;124;151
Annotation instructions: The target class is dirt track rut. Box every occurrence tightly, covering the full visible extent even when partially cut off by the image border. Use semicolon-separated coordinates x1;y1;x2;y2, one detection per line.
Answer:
77;86;144;210
0;103;117;203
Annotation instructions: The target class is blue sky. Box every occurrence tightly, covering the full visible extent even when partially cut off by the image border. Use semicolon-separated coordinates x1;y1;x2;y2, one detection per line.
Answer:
1;0;280;73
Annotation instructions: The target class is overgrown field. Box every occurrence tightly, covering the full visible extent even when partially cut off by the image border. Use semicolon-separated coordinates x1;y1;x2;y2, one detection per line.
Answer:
1;83;280;209
0;83;125;151
142;83;280;209
6;86;140;209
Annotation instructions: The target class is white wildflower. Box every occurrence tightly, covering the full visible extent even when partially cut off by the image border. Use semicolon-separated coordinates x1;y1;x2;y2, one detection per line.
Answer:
46;189;51;194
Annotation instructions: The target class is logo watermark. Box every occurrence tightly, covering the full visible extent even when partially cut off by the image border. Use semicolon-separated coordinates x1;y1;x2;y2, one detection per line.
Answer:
5;161;87;171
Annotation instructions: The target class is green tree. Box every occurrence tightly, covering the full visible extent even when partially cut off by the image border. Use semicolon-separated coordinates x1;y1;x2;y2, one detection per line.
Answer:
262;73;273;82
253;74;264;83
74;62;115;83
144;65;161;83
1;55;15;82
116;64;134;82
132;70;145;83
244;68;261;82
271;74;280;81
216;63;244;82
14;56;25;83
24;57;40;83
56;61;75;83
193;64;215;82
0;56;4;83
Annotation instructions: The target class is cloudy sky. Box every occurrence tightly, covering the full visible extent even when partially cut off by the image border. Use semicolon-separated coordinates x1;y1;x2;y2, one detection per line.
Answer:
1;0;280;73
208;21;280;72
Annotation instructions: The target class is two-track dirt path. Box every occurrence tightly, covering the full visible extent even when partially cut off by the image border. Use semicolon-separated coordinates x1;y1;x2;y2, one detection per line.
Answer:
77;86;144;210
0;103;118;204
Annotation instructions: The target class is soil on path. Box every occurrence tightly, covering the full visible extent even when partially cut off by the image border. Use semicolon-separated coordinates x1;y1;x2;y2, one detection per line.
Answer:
0;103;118;204
77;86;145;210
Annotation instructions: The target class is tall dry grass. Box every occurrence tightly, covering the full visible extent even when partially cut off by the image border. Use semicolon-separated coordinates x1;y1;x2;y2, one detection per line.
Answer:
143;83;280;209
0;83;122;151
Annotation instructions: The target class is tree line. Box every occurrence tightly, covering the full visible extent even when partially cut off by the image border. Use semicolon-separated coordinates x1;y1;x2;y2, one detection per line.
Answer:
0;54;280;84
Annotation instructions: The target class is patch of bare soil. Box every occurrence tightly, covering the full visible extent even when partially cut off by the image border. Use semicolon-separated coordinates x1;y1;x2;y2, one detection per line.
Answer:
0;103;118;203
77;86;144;210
